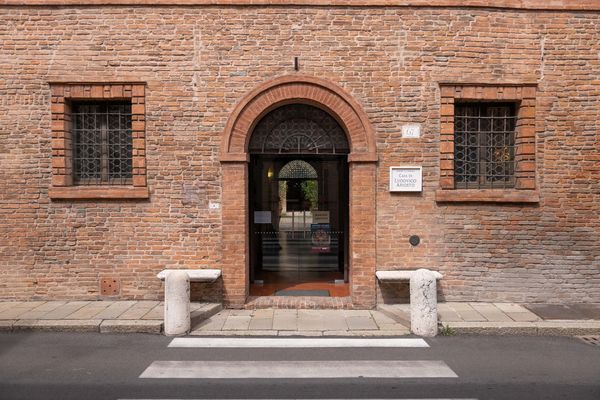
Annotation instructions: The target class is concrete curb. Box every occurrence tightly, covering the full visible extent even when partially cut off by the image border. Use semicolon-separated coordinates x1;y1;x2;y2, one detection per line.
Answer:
2;315;598;336
2;319;164;334
0;320;17;331
100;320;163;334
12;319;102;332
3;319;164;334
446;321;600;336
0;303;224;335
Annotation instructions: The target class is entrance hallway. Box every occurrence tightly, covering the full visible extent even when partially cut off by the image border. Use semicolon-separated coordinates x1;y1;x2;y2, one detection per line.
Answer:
251;218;347;297
249;271;350;297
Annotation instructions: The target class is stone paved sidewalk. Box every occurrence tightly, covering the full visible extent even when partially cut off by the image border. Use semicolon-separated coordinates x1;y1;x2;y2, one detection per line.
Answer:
0;300;598;336
380;303;600;336
0;300;220;334
191;302;600;337
191;308;410;336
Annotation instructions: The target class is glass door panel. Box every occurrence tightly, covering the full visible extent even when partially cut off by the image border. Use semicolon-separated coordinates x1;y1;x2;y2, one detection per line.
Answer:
250;156;347;287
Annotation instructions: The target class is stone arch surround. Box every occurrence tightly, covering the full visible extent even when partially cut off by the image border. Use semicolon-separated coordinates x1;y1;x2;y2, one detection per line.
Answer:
220;75;377;308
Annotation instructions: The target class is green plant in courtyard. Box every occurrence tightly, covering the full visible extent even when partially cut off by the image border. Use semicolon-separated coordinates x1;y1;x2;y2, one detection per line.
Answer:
300;180;318;210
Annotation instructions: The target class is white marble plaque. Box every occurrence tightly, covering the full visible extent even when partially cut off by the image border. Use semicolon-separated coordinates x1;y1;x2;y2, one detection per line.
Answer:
390;166;422;192
401;124;421;139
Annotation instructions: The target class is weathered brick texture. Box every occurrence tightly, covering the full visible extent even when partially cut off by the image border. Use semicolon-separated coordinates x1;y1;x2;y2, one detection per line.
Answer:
0;4;598;305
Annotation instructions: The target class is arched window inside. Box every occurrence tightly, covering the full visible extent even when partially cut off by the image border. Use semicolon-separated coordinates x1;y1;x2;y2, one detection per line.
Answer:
278;160;318;180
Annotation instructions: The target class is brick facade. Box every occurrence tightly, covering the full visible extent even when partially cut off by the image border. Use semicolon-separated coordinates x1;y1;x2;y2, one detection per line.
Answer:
0;2;598;305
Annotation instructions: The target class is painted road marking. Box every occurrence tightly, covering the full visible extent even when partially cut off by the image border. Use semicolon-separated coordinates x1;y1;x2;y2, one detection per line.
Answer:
139;360;457;379
168;337;429;348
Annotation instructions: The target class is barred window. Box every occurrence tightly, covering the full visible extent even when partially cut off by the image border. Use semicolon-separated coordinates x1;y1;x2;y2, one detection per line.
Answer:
454;103;516;189
72;102;133;185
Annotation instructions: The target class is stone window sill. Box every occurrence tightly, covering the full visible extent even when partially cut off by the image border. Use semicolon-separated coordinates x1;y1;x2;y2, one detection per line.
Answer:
435;189;539;203
49;186;149;200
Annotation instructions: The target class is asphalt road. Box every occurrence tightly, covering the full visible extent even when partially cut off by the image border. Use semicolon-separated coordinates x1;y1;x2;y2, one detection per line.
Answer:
0;332;598;400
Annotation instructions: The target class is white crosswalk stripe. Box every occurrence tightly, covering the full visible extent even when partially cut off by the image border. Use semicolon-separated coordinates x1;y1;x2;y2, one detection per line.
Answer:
140;360;457;379
169;337;429;348
133;337;467;398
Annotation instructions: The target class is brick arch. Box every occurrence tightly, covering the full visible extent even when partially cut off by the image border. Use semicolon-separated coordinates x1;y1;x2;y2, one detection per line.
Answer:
220;75;377;162
220;75;377;309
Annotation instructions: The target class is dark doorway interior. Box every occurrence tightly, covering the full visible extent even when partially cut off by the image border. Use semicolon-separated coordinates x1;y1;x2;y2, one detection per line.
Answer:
247;103;351;297
249;155;349;296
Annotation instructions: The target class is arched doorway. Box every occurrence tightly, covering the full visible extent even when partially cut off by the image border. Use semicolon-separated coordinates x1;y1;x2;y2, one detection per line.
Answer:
220;75;377;308
248;104;349;296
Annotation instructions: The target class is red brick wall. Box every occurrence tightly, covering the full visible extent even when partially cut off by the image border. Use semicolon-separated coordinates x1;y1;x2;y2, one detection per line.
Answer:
0;5;598;304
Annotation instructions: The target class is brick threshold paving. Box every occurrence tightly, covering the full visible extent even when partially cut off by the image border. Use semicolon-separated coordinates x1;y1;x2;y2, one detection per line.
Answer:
0;301;598;336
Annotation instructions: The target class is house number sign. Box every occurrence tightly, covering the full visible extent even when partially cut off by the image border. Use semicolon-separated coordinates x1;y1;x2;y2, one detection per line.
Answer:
401;124;421;138
389;166;422;192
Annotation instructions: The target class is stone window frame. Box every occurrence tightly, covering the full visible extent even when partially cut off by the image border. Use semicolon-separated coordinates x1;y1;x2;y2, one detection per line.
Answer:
48;83;148;199
436;83;539;203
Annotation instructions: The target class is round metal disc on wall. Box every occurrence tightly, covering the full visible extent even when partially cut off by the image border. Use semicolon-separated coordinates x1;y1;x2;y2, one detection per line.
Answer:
409;235;420;246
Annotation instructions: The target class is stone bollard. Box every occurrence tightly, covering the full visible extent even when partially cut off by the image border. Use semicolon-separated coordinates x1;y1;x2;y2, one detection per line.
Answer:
410;268;438;337
164;270;190;336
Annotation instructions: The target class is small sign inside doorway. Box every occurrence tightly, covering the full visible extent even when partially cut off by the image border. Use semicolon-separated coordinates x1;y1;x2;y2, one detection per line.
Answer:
311;223;331;253
254;211;272;224
312;211;330;224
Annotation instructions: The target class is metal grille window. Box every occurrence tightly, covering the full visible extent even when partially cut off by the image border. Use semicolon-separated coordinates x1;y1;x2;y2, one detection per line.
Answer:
249;104;349;155
454;103;516;189
72;102;133;185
